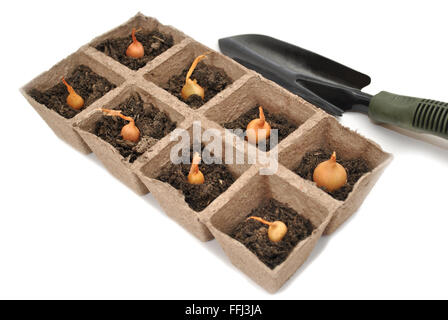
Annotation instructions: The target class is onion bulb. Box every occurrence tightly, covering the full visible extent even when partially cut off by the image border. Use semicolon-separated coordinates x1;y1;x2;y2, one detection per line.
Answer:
246;106;271;143
126;28;144;59
62;77;84;110
313;151;347;192
101;108;140;142
247;216;287;242
188;152;205;185
181;52;210;100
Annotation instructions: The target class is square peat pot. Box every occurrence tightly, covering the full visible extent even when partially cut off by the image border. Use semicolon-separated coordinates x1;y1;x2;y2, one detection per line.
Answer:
144;40;250;110
278;115;393;235
87;12;189;74
21;49;126;154
200;75;323;157
74;82;189;195
206;164;333;293
138;118;252;242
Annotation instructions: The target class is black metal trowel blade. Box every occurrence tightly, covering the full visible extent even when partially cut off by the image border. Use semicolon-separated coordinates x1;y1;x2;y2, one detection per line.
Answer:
219;34;372;116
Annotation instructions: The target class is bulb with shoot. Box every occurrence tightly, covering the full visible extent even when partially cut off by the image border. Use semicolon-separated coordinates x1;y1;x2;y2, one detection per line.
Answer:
181;52;211;100
126;28;144;59
247;216;287;242
101;108;140;143
246;106;271;143
188;152;205;185
313;151;347;192
62;77;84;110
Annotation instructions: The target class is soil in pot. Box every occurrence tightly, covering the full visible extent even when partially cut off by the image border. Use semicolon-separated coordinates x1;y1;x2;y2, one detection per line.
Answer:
164;62;232;109
29;65;116;119
223;106;298;151
157;147;236;212
231;198;315;269
95;30;174;71
294;149;371;201
94;92;177;163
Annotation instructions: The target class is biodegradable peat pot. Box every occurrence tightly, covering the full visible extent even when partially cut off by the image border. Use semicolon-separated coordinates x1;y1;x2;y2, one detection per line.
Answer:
20;13;394;292
75;82;189;195
138;118;252;241
88;12;189;74
278;115;393;235
200;75;323;154
206;164;333;293
144;40;249;110
21;50;126;154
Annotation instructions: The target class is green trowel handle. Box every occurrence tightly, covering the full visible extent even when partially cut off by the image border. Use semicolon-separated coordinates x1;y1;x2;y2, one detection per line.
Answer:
369;91;448;139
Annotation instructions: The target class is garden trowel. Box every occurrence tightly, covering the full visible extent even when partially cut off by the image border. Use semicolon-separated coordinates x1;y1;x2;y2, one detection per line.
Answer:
219;34;448;140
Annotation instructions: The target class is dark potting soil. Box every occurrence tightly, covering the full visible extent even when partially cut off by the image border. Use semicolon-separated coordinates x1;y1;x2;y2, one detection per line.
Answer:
157;149;236;212
94;30;173;70
294;149;371;201
164;62;232;109
232;198;315;269
223;106;298;151
94;92;177;163
29;65;116;119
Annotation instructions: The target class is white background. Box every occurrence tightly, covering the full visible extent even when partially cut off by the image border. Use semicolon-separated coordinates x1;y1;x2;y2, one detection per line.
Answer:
1;0;447;299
